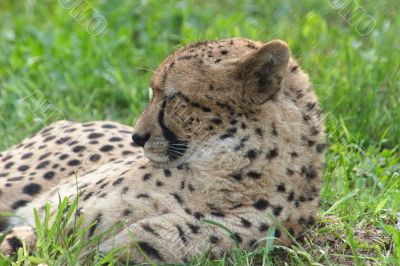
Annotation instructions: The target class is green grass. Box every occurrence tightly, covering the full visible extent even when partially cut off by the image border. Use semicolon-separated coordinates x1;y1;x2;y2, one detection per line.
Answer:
0;0;399;265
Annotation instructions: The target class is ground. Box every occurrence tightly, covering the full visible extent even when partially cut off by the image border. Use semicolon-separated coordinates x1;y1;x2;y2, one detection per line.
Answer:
0;0;399;265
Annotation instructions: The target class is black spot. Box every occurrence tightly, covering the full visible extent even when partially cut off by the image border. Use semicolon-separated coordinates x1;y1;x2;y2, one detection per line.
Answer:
163;169;171;177
211;118;222;125
277;183;286;192
5;162;14;169
7;176;23;182
316;143;327;153
88;133;104;139
271;123;278;136
39;152;52;160
142;224;159;236
88;214;102;238
255;128;263;136
90;154;101;162
247;171;262;179
188;184;195;192
56;137;71;144
143;173;151;181
240;217;252;228
220;132;233;139
73;145;86;153
231;172;242;181
123;209;132;217
36;160;50;169
266;147;279;160
156;180;164;187
7;237;23;252
301;165;317;179
209;235;219;244
176;225;187;243
249;239;258;249
22;183;42;196
290;152;298;158
232;232;242;243
43;171;55;180
69;140;79;146
187;223;200;234
1;155;12;162
12;200;28;210
136;193;150;199
100;182;109;189
138;242;163;260
83;191;94;201
184;208;192;215
287;169;294;175
291;65;299;72
246;150;258;159
82;122;94;127
287;191;295;201
21;153;33;159
59;154;69;160
221;50;228;55
171;193;183;204
253;198;269;210
273;206;283;216
67;160;81;166
109;137;122;142
194;212;204;220
100;145;114;152
275;229;281;238
308;139;316;147
101;124;117;129
122;150;134;155
307;216;316;226
18;165;30;172
43;136;56;142
210;210;225;217
259;223;269;232
112;177;124;186
229;119;238;125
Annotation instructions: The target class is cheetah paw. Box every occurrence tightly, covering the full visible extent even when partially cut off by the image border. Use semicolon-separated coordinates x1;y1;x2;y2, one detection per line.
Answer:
0;226;36;255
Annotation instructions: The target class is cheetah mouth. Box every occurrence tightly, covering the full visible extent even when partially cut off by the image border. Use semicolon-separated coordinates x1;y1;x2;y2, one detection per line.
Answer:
145;143;190;168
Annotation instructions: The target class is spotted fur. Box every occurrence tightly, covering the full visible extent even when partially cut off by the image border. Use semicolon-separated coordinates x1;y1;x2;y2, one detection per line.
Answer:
0;38;325;263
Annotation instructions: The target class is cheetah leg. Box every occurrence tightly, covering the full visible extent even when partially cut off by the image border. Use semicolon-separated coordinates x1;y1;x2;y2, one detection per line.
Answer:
93;213;254;264
0;225;36;255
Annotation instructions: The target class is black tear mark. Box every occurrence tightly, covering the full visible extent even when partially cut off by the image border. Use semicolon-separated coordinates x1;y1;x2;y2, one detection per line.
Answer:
158;98;188;160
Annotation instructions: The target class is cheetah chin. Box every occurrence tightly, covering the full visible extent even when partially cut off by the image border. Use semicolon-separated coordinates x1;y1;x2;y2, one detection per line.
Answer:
0;38;325;264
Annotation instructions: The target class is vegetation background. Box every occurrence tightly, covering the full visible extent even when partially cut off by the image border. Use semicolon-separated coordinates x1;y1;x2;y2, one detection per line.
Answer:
0;0;399;265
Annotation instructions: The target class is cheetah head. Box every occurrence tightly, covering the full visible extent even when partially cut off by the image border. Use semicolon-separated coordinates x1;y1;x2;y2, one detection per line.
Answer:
132;38;291;169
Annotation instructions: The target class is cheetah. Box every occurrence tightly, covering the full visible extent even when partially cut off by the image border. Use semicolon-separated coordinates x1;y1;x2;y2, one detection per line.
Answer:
0;38;325;263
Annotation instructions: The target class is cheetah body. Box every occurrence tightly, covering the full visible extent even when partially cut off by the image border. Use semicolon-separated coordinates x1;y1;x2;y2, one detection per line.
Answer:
0;38;325;263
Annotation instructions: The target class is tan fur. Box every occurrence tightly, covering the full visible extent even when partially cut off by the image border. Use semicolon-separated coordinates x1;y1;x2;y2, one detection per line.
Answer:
0;38;325;263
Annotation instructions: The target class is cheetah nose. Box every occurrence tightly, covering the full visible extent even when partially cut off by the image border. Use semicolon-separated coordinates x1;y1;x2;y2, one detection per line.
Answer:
132;132;151;147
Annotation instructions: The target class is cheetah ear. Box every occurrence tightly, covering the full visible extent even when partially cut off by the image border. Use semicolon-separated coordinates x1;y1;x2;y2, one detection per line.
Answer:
238;40;290;105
